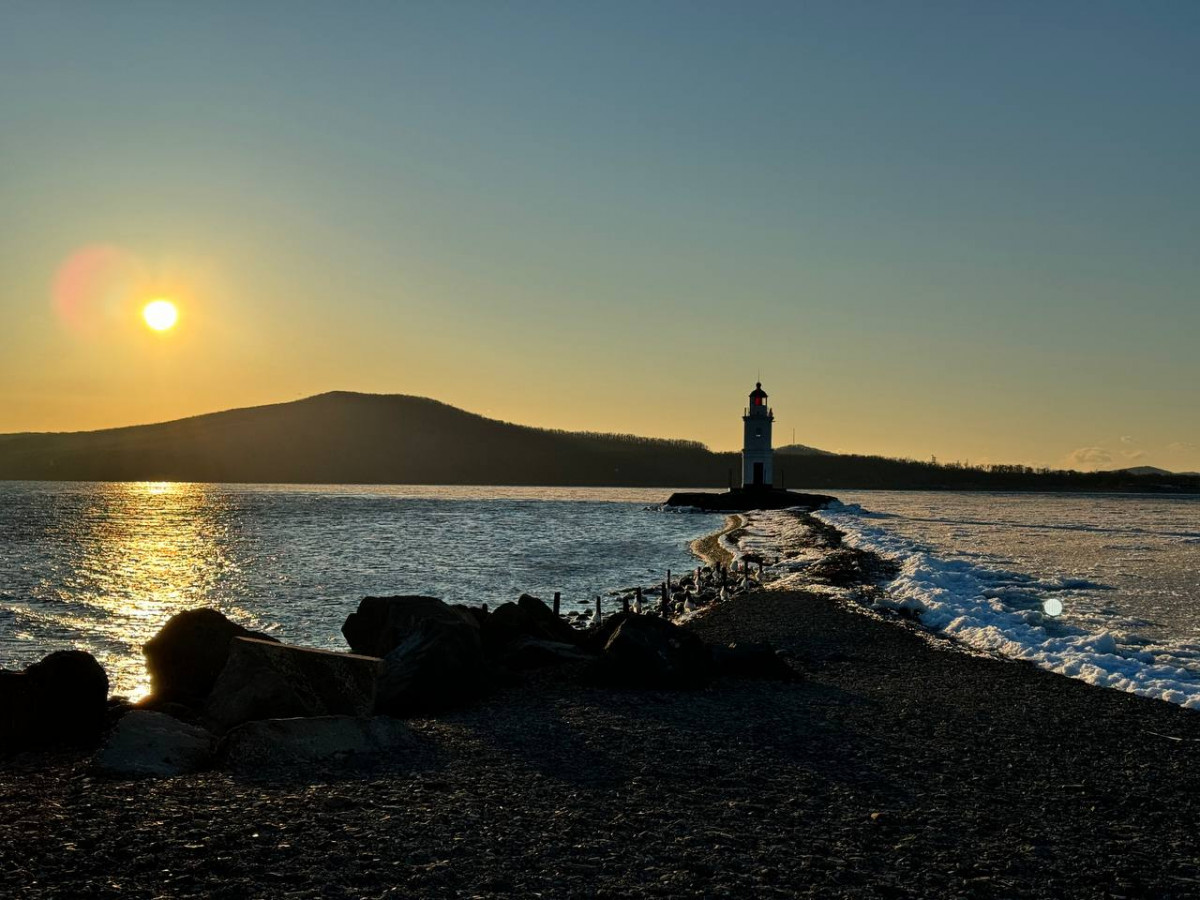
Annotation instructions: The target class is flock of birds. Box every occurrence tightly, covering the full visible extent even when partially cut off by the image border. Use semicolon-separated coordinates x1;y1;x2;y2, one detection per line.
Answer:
562;556;769;630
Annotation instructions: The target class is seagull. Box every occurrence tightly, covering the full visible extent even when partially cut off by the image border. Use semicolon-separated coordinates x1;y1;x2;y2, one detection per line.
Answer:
632;594;643;614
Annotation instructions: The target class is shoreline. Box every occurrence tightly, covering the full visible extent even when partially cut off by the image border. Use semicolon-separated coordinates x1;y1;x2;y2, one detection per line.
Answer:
4;582;1199;896
705;504;1200;715
687;513;744;568
4;509;1200;896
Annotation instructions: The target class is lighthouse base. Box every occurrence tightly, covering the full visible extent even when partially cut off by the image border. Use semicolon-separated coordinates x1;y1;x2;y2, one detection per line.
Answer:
663;487;837;512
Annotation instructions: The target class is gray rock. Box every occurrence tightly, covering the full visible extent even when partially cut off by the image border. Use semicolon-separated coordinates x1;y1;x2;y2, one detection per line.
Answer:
219;716;421;772
357;599;486;716
342;595;469;657
516;594;583;645
204;638;381;733
143;608;278;706
1;650;109;753
95;710;214;778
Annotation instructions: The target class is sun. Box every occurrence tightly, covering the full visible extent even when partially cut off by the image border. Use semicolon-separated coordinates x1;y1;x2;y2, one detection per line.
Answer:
142;299;178;332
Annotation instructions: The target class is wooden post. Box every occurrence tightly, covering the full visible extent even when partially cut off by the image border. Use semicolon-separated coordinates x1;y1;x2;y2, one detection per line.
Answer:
721;564;728;591
622;593;630;614
595;595;602;624
553;591;560;616
482;603;488;614
635;586;642;612
660;581;668;614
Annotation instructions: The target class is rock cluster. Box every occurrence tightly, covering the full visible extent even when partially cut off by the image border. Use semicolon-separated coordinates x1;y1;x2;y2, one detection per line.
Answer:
6;590;795;778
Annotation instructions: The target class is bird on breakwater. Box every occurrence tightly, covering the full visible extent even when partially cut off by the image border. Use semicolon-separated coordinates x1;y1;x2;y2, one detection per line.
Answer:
683;592;698;614
632;594;643;614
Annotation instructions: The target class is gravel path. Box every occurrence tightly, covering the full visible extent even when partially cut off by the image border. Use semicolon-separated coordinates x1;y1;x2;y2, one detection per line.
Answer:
3;587;1199;899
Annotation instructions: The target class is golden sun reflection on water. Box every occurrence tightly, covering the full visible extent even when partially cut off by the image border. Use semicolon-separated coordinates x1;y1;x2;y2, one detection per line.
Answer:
53;482;255;699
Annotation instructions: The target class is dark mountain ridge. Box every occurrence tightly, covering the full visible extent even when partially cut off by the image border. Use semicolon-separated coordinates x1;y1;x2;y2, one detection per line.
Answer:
0;392;725;486
0;391;1197;493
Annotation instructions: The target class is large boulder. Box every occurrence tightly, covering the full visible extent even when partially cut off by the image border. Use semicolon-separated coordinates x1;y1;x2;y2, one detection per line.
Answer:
585;615;711;690
0;651;109;753
219;716;422;773
480;595;581;658
516;594;583;645
342;596;472;657
366;602;486;716
143;608;278;705
204;638;381;733
582;610;631;653
451;604;489;628
95;710;214;778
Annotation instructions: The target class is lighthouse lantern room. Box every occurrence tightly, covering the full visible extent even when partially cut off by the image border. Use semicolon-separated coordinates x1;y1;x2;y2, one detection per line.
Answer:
742;382;774;489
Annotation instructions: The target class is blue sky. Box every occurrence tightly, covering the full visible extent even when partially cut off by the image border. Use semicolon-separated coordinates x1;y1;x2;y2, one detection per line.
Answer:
2;1;1198;469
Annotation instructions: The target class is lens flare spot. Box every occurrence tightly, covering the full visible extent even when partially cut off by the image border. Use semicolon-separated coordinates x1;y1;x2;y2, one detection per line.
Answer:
142;299;178;332
1043;597;1064;617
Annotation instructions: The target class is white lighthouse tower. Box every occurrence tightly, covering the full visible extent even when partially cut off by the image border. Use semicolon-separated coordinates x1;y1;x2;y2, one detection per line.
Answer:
742;382;774;489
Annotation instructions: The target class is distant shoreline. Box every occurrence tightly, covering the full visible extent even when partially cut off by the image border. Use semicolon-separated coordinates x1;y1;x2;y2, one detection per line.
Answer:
1;391;1196;493
3;477;1200;497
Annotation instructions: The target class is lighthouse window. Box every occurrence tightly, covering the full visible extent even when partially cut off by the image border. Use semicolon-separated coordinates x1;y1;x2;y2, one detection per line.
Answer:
755;428;762;438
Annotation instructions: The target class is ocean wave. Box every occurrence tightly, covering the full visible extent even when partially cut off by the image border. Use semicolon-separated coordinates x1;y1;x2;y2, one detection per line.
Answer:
790;504;1200;711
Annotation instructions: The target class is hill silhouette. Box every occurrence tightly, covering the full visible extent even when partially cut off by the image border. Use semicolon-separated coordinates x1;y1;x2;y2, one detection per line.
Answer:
0;391;1196;492
0;392;729;486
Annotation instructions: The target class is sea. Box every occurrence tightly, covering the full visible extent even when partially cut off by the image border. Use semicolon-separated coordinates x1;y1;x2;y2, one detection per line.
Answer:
2;482;1198;710
0;482;718;698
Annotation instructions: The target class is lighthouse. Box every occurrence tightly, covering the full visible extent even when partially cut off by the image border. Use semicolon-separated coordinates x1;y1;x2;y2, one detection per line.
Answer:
742;382;774;489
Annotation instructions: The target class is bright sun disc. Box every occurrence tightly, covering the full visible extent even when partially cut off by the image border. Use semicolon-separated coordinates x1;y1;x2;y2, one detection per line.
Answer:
142;299;178;331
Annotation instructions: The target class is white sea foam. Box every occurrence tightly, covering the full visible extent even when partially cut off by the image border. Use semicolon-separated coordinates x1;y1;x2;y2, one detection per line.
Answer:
738;503;1200;711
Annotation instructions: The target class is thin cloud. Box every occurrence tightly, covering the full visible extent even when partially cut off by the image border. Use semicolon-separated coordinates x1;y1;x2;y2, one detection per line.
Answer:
1066;447;1114;470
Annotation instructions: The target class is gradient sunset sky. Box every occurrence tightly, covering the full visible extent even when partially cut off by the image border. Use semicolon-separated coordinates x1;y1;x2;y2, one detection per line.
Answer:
3;1;1198;470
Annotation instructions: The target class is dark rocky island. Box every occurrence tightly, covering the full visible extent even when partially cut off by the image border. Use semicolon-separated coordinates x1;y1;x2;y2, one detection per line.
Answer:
665;487;837;512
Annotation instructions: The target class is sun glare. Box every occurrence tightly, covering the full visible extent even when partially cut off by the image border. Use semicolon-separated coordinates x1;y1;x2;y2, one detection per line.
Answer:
142;299;178;332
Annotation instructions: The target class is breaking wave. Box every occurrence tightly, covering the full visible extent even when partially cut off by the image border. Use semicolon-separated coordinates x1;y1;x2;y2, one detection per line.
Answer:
811;503;1200;710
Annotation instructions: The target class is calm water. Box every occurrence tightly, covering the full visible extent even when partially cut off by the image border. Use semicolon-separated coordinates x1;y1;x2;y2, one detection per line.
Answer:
0;482;717;697
7;482;1198;709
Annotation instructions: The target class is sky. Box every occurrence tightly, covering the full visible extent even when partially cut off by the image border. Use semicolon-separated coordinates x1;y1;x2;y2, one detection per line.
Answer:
2;1;1198;470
